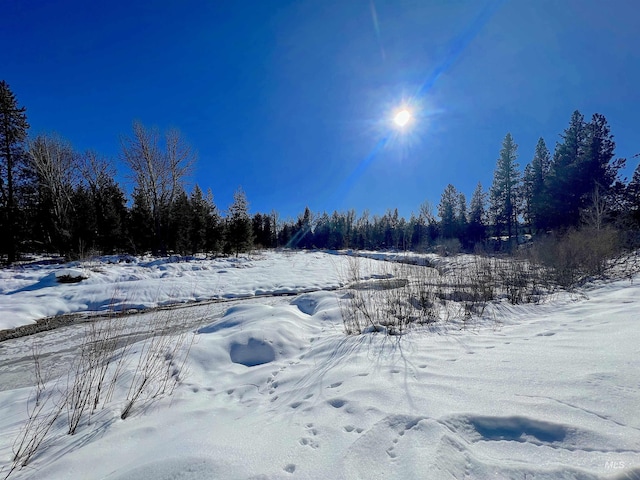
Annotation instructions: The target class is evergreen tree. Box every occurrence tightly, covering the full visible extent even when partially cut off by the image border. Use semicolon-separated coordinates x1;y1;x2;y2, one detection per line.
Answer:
189;184;209;253
169;189;192;255
69;185;97;256
262;215;274;248
438;184;459;239
0;81;30;263
522;137;550;231
468;182;486;244
489;133;521;239
205;189;224;254
226;187;253;256
313;212;331;249
278;221;293;247
128;187;154;253
328;211;345;249
291;207;313;248
625;163;640;227
96;180;128;254
81;151;127;254
253;213;274;249
269;210;280;248
456;192;468;244
544;111;587;229
545;111;622;229
418;201;438;247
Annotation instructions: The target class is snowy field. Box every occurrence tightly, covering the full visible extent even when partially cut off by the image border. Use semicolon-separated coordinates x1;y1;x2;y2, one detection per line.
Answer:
0;250;639;479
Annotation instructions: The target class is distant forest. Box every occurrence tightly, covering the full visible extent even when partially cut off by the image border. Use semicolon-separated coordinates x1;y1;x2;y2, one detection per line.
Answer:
1;80;640;262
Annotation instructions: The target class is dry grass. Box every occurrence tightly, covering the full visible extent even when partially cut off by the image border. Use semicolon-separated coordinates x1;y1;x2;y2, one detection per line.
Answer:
339;230;628;336
4;302;197;479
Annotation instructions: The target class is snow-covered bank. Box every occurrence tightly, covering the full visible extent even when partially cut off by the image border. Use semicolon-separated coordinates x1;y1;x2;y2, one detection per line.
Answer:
0;251;386;331
0;251;638;479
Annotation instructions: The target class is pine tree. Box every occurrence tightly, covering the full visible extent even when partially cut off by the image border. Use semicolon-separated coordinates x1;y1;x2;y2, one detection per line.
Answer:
545;111;622;229
456;192;468;244
292;207;314;249
81;151;127;254
438;184;459;239
69;185;97;256
522;138;550;232
94;180;127;254
544;111;586;229
489;133;521;239
189;184;209;254
626;163;640;227
128;187;154;253
169;189;192;255
205;189;224;254
226;187;253;256
251;213;274;249
313;212;331;249
467;182;486;245
0;81;30;263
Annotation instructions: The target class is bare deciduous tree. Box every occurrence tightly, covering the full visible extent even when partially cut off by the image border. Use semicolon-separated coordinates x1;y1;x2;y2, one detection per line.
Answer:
28;133;81;250
121;121;195;254
581;184;608;231
81;150;114;192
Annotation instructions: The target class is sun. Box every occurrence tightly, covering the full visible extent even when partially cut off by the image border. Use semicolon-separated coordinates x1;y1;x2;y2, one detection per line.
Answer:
393;108;411;127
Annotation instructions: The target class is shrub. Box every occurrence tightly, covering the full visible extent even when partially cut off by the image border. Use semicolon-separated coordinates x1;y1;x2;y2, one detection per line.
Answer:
528;228;620;288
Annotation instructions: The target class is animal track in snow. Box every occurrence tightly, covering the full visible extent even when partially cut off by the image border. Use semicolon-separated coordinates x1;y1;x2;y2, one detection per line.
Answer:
343;425;364;434
299;437;319;449
328;398;346;408
305;423;319;436
385;416;424;460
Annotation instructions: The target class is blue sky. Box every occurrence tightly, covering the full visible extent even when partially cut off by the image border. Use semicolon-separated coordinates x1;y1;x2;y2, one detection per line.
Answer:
2;0;639;219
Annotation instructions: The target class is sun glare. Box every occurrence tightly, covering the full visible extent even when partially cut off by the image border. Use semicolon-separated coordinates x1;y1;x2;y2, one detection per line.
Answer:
393;109;411;127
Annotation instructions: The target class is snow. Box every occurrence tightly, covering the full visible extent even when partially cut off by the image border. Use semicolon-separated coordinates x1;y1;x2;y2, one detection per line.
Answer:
0;251;381;331
0;251;639;479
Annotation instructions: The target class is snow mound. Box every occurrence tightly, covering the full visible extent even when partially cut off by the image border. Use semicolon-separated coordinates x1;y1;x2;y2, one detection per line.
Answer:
290;290;339;316
192;303;316;373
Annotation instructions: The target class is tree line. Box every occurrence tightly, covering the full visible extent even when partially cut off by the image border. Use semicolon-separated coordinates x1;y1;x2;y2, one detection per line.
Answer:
1;80;640;263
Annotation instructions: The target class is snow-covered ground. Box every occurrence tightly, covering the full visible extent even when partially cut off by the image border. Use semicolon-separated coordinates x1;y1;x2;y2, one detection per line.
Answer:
0;251;383;331
0;251;639;479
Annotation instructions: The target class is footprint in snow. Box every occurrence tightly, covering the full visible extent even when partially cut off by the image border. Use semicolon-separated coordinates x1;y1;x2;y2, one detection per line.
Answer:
343;425;363;433
299;437;319;449
328;398;346;408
